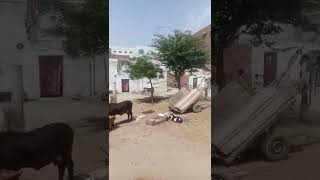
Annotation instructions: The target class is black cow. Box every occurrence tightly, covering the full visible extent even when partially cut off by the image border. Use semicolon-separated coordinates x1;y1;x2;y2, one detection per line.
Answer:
0;123;74;180
109;100;133;121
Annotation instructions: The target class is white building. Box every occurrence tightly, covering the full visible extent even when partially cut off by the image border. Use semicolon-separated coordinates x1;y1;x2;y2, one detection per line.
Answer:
109;56;167;94
109;46;156;58
224;22;320;89
0;0;106;99
187;70;211;90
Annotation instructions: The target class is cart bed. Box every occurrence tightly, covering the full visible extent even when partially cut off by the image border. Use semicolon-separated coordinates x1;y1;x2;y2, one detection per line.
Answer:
212;80;298;164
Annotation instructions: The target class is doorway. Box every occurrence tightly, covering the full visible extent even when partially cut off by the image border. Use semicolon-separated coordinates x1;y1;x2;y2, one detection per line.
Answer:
39;56;63;97
121;79;129;92
193;78;198;89
264;52;277;86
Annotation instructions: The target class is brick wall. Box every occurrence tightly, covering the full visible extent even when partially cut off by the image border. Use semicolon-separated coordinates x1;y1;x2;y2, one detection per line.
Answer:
167;73;189;88
223;44;252;85
193;25;211;68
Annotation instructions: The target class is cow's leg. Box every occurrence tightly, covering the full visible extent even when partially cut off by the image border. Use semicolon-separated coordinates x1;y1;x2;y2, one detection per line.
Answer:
57;164;65;180
66;155;74;180
130;112;133;120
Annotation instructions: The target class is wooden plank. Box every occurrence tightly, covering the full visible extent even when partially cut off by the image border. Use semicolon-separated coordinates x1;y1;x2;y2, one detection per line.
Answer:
174;88;203;112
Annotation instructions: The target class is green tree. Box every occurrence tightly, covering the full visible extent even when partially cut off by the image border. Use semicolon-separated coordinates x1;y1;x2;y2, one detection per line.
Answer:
152;30;209;89
213;0;313;90
127;57;163;103
48;0;108;95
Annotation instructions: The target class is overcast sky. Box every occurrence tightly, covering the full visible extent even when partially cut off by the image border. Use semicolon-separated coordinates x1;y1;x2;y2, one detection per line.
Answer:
109;0;211;47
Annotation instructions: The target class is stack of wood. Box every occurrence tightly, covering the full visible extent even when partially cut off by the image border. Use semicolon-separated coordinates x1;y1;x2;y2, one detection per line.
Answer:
0;170;22;180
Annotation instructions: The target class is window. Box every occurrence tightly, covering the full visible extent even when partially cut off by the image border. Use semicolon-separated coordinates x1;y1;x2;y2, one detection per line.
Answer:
119;51;122;53
138;49;144;54
129;52;133;53
113;51;116;53
124;51;127;53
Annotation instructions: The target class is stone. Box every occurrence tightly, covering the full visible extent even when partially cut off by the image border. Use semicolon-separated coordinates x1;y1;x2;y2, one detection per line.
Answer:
145;119;156;126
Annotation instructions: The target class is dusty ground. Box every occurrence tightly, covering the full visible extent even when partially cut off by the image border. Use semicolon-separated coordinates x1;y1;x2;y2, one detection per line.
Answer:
109;93;211;180
17;97;107;180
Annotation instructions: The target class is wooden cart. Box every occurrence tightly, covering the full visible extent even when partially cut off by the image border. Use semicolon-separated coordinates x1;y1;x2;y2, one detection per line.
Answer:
169;87;204;114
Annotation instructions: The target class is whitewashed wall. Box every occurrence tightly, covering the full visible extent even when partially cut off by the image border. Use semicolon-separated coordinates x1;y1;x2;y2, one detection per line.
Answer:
238;23;320;88
250;45;301;88
0;1;107;98
188;70;211;89
109;58;167;93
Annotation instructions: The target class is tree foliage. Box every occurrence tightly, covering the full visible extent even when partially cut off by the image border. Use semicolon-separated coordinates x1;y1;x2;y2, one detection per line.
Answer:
127;56;163;103
50;0;108;58
128;57;162;80
152;30;209;89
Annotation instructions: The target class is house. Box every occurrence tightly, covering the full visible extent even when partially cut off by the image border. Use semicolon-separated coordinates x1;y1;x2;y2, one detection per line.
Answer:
109;51;168;94
0;0;107;99
192;24;211;71
224;22;320;89
110;46;156;58
166;25;212;91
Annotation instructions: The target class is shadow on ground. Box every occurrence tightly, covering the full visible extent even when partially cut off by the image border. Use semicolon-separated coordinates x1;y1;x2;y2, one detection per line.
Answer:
114;118;135;126
142;110;155;114
200;103;211;110
234;135;320;165
80;116;107;133
135;96;168;104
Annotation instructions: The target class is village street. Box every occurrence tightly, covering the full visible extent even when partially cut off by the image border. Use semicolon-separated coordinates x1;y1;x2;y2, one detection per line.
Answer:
109;92;211;180
18;97;108;180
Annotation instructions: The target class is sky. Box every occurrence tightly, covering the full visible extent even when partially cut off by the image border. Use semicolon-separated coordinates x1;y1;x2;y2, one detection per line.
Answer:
109;0;211;47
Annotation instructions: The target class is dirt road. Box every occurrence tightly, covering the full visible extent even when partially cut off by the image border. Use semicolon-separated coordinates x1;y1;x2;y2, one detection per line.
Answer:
109;94;211;180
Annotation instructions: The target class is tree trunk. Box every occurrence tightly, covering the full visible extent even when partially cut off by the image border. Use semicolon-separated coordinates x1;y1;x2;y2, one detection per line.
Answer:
149;79;154;104
175;72;183;90
89;56;96;96
216;47;225;91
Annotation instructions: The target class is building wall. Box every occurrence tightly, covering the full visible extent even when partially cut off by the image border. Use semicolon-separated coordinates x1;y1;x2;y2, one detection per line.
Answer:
0;0;38;98
251;46;298;88
228;23;320;89
193;24;211;60
0;1;107;99
188;70;211;90
223;44;252;85
109;58;167;93
167;73;189;88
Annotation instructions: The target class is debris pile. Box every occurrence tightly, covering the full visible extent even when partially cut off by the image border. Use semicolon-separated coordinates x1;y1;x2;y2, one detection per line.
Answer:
158;112;183;123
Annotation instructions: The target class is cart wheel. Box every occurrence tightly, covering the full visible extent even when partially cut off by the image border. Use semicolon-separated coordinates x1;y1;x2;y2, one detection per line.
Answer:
192;104;201;113
261;134;288;161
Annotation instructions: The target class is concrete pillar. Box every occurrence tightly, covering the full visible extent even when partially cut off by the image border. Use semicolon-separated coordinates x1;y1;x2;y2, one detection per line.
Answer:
111;82;117;103
6;64;24;132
